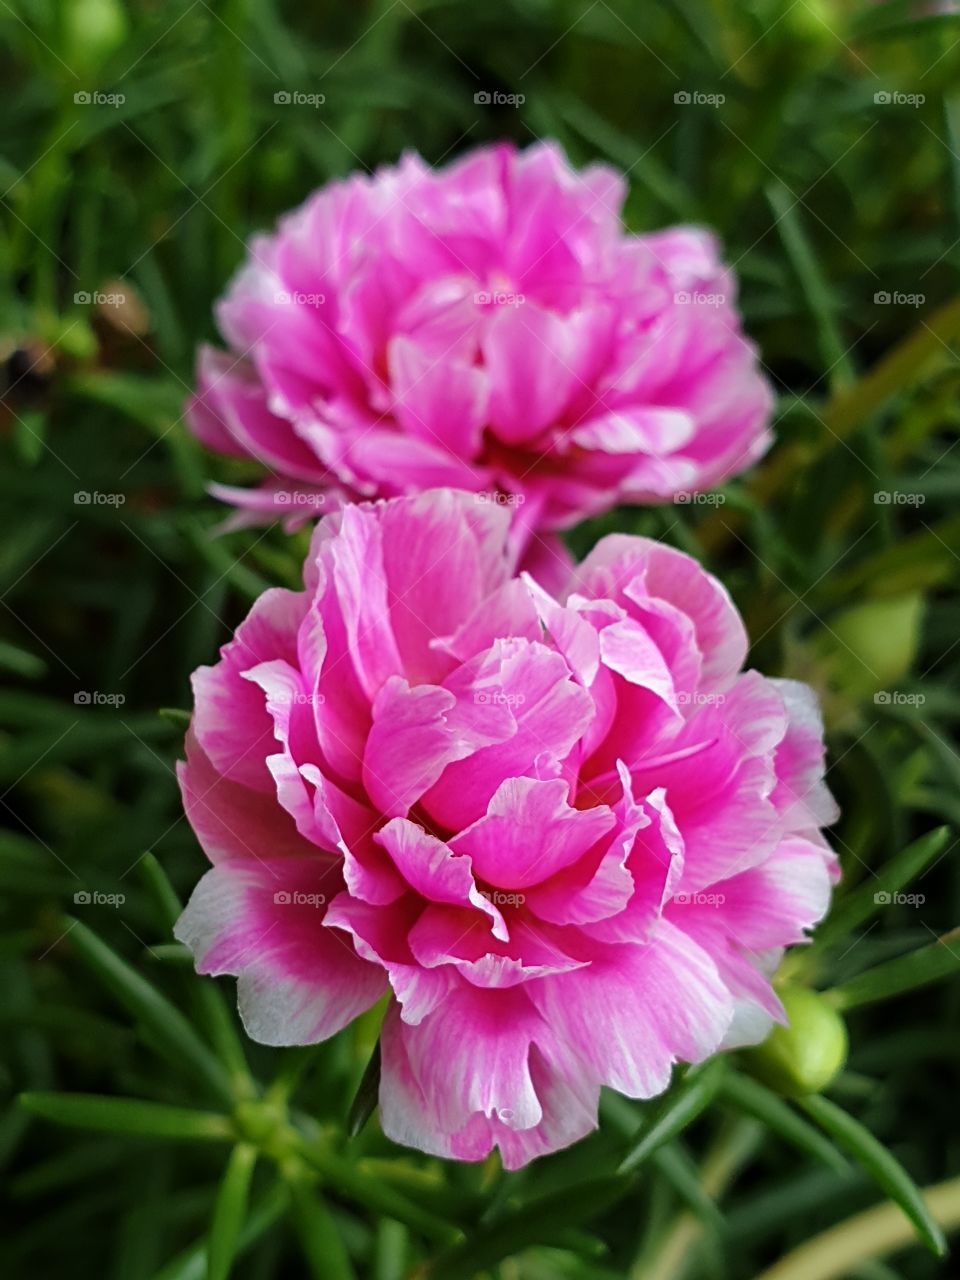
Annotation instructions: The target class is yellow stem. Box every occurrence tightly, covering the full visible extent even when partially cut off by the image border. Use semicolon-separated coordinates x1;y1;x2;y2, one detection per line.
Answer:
750;1175;960;1280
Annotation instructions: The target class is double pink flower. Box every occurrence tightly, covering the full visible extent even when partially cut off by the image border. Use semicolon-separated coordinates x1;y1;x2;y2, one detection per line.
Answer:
188;141;772;560
176;491;838;1167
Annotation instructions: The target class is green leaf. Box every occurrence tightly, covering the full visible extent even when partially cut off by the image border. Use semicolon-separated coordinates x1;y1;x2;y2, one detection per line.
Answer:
651;1144;726;1234
288;1178;357;1280
815;827;951;949
801;1094;947;1257
206;1144;257;1280
618;1058;727;1174
828;929;960;1010
298;1142;462;1245
151;1183;289;1280
720;1073;849;1174
767;182;854;392
427;1177;628;1280
66;917;233;1104
347;1039;380;1138
136;855;253;1094
19;1093;232;1141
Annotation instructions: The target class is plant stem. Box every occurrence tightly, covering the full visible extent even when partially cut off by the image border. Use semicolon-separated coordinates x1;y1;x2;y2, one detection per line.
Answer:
749;1175;960;1280
632;1117;762;1280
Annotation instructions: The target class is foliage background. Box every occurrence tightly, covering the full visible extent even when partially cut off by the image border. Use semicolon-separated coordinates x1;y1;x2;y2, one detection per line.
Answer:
1;1;959;1277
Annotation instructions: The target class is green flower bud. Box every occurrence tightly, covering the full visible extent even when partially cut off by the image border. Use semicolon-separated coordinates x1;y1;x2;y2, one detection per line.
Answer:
827;592;924;699
744;987;848;1098
63;0;129;76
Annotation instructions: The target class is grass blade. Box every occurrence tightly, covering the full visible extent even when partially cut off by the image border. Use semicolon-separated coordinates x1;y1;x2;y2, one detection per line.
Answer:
828;928;960;1010
721;1073;849;1174
66;918;233;1104
206;1143;257;1280
815;828;951;948
19;1092;232;1141
801;1094;947;1257
618;1058;727;1174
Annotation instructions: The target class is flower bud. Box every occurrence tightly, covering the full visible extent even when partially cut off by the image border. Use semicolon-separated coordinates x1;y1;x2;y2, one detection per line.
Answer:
744;987;847;1098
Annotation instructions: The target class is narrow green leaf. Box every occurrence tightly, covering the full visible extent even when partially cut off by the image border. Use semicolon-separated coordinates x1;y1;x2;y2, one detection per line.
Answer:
372;1220;408;1280
66;917;233;1104
815;828;951;949
136;857;253;1094
828;929;960;1010
151;1183;289;1280
347;1039;380;1138
19;1092;232;1141
298;1142;462;1245
288;1178;357;1280
801;1094;947;1257
720;1073;849;1174
427;1177;627;1280
651;1144;726;1233
206;1144;257;1280
618;1058;727;1174
139;852;183;932
767;182;854;391
158;707;191;729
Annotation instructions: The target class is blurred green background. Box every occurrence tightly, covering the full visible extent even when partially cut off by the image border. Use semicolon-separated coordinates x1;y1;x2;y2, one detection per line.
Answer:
2;1;959;1277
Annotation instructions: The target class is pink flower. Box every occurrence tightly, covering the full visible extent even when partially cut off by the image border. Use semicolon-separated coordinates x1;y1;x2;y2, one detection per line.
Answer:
188;142;773;548
175;490;837;1168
